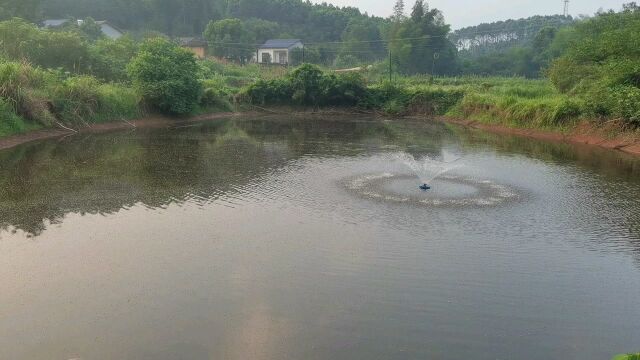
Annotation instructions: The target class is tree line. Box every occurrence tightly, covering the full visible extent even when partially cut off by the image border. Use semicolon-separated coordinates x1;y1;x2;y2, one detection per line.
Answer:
0;0;638;83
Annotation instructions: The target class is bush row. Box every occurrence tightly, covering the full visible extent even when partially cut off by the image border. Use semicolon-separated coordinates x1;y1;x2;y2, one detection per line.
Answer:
242;64;465;115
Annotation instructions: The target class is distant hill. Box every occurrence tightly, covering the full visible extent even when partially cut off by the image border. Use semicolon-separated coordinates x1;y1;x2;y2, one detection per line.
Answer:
450;15;575;58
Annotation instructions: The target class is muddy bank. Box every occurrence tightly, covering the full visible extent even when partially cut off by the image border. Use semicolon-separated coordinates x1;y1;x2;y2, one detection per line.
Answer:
437;117;640;156
0;112;253;151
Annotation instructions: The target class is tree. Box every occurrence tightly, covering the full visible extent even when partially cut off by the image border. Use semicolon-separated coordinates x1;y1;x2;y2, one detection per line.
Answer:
411;0;424;21
79;17;104;42
88;35;139;81
243;18;280;45
0;0;42;21
127;38;201;114
388;2;457;75
531;26;557;69
203;18;252;63
337;18;385;63
392;0;406;21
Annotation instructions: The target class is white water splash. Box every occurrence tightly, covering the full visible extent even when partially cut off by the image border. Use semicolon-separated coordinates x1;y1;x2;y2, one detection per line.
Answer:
393;152;462;184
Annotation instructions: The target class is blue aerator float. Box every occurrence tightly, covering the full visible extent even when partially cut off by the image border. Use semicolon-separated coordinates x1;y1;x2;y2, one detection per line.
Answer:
419;183;431;191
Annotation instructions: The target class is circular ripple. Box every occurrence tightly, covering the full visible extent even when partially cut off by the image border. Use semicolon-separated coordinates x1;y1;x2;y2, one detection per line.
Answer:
343;173;520;207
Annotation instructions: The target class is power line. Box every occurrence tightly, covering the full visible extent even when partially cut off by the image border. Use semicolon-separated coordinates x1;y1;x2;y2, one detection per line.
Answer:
204;27;538;49
203;24;572;57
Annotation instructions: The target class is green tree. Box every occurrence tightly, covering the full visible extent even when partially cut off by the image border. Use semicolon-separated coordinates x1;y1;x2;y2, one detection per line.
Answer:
203;18;252;63
88;35;138;81
389;1;457;75
79;17;104;42
127;38;201;114
531;26;557;69
337;18;385;63
243;18;280;45
0;0;42;21
392;0;406;21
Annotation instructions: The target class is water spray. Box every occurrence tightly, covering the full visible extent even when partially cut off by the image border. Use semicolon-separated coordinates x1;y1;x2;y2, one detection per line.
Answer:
393;152;463;191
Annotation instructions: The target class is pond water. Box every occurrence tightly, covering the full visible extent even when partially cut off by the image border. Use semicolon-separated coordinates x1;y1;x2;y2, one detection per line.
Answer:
0;116;639;360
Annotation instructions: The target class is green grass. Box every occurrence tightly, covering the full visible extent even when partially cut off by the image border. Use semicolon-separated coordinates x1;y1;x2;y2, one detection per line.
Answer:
613;353;640;360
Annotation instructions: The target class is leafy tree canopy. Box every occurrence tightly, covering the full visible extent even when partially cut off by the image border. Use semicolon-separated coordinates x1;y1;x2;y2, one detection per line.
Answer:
127;37;202;114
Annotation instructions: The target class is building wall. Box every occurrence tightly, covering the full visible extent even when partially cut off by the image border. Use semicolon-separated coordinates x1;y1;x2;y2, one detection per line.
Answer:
257;42;303;64
258;48;288;64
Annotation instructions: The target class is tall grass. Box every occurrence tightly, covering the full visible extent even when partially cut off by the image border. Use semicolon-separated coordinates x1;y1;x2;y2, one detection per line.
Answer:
0;59;142;135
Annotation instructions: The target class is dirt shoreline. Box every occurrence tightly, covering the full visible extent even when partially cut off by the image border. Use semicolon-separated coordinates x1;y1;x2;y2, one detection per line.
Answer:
1;110;639;157
436;116;640;156
0;112;251;151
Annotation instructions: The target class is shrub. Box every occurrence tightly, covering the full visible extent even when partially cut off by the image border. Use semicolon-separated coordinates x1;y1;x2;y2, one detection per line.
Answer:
609;85;640;126
322;72;367;106
88;35;139;81
200;87;232;111
289;64;325;105
127;38;201;115
243;78;292;105
52;75;101;124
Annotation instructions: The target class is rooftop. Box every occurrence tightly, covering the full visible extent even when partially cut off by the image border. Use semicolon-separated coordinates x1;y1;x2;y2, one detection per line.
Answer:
42;19;70;27
259;39;302;49
177;37;208;47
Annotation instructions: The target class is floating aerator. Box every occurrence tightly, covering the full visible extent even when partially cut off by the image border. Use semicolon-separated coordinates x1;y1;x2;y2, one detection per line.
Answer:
419;183;431;191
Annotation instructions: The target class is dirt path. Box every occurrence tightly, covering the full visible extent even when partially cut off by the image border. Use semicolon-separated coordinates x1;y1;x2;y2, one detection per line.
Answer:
438;117;640;157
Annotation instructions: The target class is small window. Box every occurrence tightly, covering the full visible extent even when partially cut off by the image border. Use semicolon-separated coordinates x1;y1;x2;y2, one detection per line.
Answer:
261;53;271;63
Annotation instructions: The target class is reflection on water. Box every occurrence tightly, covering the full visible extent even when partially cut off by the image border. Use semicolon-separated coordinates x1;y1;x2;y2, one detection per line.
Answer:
0;116;639;360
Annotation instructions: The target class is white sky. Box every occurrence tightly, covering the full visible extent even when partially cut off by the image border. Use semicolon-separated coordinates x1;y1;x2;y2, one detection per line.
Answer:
317;0;629;29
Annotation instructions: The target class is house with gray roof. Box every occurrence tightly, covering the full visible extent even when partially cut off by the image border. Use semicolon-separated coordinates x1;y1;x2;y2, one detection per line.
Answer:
257;39;303;65
41;19;124;39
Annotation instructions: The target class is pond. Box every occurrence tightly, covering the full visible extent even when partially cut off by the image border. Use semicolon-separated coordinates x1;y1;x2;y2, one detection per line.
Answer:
0;116;639;360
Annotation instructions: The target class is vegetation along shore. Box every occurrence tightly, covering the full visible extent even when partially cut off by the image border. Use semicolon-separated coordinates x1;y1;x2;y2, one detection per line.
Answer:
0;2;639;155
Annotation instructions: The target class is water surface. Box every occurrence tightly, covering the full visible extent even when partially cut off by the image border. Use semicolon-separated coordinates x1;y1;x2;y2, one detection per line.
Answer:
0;116;639;360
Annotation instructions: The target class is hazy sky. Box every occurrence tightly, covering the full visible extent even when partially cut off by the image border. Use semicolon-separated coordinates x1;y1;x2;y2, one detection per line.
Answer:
316;0;628;29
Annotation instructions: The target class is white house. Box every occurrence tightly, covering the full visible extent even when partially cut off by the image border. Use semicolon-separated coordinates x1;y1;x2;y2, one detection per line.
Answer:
257;39;303;65
41;19;124;39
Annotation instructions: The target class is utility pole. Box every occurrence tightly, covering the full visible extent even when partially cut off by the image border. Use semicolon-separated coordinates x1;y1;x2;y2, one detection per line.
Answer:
302;45;305;64
563;0;570;16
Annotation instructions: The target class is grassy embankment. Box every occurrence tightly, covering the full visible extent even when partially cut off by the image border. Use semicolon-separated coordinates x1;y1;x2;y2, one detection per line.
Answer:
239;67;638;139
0;55;287;138
2;59;637;143
2;7;639;144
